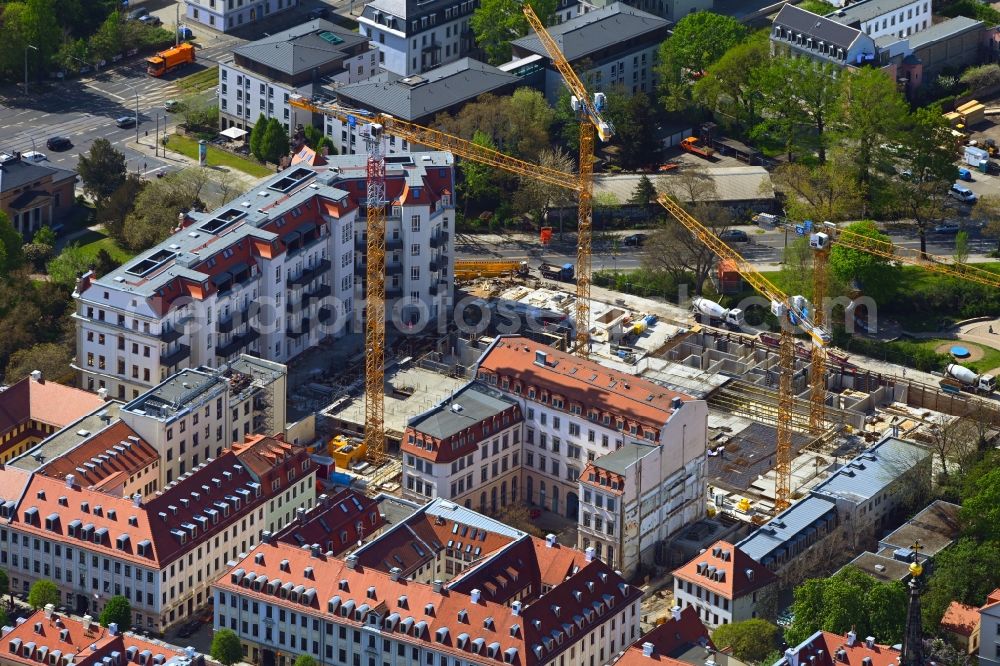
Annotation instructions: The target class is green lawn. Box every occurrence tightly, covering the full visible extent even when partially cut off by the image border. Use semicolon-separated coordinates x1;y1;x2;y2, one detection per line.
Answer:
165;134;272;178
176;65;219;94
905;338;1000;375
75;230;134;264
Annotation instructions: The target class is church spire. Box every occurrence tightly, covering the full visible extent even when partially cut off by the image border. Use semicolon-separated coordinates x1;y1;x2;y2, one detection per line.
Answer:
901;540;924;666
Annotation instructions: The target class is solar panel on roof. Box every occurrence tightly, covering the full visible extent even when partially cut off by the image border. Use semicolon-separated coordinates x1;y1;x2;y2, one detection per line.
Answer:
319;31;344;44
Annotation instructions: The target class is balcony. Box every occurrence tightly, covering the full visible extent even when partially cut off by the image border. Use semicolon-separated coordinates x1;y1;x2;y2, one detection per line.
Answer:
429;258;440;273
159;326;184;343
217;308;249;333
386;262;404;276
216;329;260;358
318;306;334;323
287;318;311;339
355;236;367;251
288;259;331;287
429;230;448;249
161;345;191;367
386;237;403;251
386;285;403;298
429;283;439;296
303;284;332;306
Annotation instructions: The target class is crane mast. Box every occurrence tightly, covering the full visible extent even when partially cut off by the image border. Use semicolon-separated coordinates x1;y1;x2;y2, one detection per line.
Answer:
363;123;387;466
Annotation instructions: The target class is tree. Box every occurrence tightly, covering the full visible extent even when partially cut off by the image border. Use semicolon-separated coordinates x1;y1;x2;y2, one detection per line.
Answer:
211;629;242;666
693;33;769;133
0;0;62;83
436;89;553;161
89;10;127;62
832;68;909;206
927;415;980;480
303;125;335;154
960;468;1000;541
459;131;503;216
180;94;218;132
785;567;907;645
260;118;290;164
22;243;54;271
954;230;970;265
772;163;862;223
629;175;656;206
658;12;747;80
98;175;145;245
122;169;208;252
514;146;575;225
3;342;72;383
922;538;1000;627
99;595;132;631
604;90;659;169
470;0;556;65
249;114;268;162
293;656;317;666
78;138;127;204
0;212;24;275
893;107;958;256
27;579;59;610
488;504;544;537
92;248;120;277
46;243;91;289
32;226;56;247
828;221;899;304
960;63;1000;95
711;619;780;663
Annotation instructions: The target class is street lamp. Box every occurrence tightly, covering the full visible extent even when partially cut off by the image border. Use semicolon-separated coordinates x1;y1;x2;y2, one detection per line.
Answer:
125;83;140;146
24;44;38;96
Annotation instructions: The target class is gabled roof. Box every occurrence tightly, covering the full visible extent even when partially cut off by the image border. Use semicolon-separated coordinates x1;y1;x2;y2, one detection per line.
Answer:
0;610;191;666
940;601;979;637
672;540;776;600
0;374;106;435
0;156;75;193
827;0;920;26
274;488;383;555
36;421;157;493
614;606;712;666
511;2;668;62
406;381;521;453
811;437;929;504
773;631;900;666
476;336;689;432
332;58;519;122
774;4;864;51
233;19;368;75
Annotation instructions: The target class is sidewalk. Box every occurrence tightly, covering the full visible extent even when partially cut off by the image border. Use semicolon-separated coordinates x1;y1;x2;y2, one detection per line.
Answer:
127;136;266;191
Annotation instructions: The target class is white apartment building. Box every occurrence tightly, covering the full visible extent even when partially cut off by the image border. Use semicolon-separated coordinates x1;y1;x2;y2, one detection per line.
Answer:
358;0;478;75
671;541;777;629
828;0;931;39
118;358;286;486
980;590;1000;666
74;157;455;399
184;0;298;33
213;498;642;666
218;20;378;133
0;435;315;632
402;382;523;509
403;335;709;578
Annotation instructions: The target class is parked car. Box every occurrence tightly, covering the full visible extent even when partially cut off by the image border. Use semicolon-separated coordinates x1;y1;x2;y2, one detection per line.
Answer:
719;229;749;243
46;136;71;151
116;116;136;129
933;221;961;234
622;233;647;247
948;183;977;203
21;151;47;162
752;212;779;226
127;7;149;20
139;15;162;26
958;167;973;181
177;25;194;40
164;99;180;112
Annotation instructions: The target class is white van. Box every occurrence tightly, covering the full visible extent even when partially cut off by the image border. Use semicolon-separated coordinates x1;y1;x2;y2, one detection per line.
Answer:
949;183;977;203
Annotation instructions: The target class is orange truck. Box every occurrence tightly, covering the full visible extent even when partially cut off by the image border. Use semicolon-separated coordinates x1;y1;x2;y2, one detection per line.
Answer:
146;43;195;77
680;136;716;159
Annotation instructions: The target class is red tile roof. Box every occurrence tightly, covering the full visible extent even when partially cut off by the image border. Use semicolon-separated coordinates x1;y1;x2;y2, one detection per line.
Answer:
783;631;901;666
614;606;712;666
0;610;191;666
671;540;776;600
215;540;639;666
274;488;383;556
36;421;157;492
476;336;689;434
0;375;105;435
9;436;310;568
941;601;980;637
986;588;1000;608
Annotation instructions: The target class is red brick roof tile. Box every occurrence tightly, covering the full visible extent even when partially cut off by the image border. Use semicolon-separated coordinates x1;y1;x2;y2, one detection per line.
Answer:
671;540;776;600
614;606;712;666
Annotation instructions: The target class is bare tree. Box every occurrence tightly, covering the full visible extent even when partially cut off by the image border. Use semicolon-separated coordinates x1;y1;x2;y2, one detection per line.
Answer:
926;416;980;479
514;147;576;226
211;169;243;208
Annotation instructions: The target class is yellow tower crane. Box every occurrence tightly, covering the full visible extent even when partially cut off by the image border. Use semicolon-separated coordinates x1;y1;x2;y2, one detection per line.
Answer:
288;96;579;464
521;3;613;359
657;195;830;511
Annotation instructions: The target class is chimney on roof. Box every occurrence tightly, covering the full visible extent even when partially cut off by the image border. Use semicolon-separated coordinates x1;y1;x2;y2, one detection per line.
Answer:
471;589;481;604
535;350;547;366
65;474;75;489
671;397;682;410
584;546;595;562
133;493;142;508
784;648;800;666
671;606;681;621
108;624;118;636
511;601;522;616
297;508;307;524
97;388;108;401
310;544;321;558
346;555;358;570
319;493;329;506
30;370;42;383
432;580;444;594
43;605;54;620
642;643;654;658
81;616;92;633
545;534;556;548
847;631;857;647
390;567;401;582
184;648;196;660
262;531;272;544
865;637;875;649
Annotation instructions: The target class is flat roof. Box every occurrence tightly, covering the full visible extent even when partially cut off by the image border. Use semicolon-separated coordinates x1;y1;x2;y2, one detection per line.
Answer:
409;382;519;440
827;0;919;25
123;368;223;420
10;403;122;472
908;15;982;49
592;441;658;475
